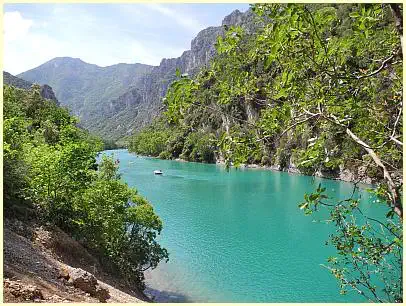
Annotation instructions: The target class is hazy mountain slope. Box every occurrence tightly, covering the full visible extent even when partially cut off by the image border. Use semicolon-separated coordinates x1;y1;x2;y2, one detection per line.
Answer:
18;58;153;121
91;9;257;140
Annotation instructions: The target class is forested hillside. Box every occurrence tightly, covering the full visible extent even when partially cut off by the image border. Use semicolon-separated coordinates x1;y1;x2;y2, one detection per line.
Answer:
4;83;168;290
4;71;32;89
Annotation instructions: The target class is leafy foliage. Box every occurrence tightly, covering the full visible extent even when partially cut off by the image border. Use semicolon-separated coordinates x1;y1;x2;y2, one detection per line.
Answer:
300;185;402;302
129;117;216;163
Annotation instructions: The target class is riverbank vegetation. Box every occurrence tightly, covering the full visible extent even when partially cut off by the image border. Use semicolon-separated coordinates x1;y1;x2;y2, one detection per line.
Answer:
4;84;169;290
129;3;403;302
129;117;216;163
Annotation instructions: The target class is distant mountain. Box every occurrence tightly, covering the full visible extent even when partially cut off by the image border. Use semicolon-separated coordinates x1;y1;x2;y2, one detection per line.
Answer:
4;71;58;103
17;9;255;140
18;58;153;120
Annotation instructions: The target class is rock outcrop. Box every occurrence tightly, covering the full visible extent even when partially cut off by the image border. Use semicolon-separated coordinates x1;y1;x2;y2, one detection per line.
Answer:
62;268;110;302
4;71;59;104
3;279;44;302
40;84;58;103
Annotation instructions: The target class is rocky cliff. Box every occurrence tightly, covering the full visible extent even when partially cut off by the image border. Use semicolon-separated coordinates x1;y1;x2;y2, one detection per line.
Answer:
96;8;256;140
3;72;59;104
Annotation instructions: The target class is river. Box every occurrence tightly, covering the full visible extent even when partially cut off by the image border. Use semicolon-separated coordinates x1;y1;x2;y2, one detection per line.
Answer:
103;149;386;302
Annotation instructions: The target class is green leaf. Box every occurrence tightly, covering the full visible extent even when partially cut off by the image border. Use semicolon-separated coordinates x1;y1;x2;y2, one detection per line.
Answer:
175;68;181;78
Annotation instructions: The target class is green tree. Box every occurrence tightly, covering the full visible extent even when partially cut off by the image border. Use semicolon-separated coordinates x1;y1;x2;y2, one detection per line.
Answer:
74;156;168;287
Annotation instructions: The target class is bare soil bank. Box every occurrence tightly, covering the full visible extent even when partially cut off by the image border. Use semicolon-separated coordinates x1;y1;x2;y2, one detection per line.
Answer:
3;217;149;303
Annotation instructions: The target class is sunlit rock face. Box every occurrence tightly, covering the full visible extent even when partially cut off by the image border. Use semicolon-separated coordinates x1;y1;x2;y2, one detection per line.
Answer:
106;9;256;140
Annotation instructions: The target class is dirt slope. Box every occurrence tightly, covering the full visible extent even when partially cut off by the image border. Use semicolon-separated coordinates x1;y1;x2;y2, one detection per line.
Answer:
3;218;149;303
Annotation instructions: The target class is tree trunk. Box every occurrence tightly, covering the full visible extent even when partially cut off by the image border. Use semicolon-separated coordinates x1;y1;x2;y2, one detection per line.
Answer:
345;128;403;219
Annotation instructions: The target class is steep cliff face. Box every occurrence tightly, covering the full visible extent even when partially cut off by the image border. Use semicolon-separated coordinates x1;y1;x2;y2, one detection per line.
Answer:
108;88;144;114
98;9;255;140
4;71;59;104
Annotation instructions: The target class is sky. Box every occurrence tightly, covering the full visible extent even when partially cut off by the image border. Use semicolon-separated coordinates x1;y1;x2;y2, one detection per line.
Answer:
4;3;250;75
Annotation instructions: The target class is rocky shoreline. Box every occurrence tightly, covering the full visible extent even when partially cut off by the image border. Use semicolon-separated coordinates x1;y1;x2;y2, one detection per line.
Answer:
133;152;375;186
173;156;375;186
233;163;375;186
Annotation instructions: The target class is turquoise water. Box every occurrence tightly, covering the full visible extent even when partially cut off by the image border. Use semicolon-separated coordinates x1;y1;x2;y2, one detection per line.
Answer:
104;149;386;302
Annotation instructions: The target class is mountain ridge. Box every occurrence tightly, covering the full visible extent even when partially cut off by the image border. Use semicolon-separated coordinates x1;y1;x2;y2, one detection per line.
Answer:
16;8;254;140
90;8;256;140
18;58;154;119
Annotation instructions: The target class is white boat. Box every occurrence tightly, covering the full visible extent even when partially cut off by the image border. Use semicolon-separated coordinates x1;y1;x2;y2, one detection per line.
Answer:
154;170;163;175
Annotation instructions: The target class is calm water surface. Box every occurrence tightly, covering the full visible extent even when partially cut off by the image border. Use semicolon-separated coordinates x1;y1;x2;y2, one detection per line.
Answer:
104;149;386;302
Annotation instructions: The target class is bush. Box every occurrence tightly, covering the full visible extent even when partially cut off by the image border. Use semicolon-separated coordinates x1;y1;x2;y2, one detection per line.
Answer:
158;151;172;160
74;156;168;287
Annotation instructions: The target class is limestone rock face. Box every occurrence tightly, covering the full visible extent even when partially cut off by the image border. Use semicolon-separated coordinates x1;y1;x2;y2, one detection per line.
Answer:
108;88;143;114
222;9;254;27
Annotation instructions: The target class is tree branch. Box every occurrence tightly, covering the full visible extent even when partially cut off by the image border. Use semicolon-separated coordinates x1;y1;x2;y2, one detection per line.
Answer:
390;4;403;53
292;111;403;219
343;127;402;219
278;113;320;138
355;54;395;80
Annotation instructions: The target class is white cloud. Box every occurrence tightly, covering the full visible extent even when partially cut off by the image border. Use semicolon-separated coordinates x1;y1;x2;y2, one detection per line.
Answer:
144;3;204;33
3;5;202;74
4;32;66;74
127;40;185;66
3;11;67;74
4;11;33;42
